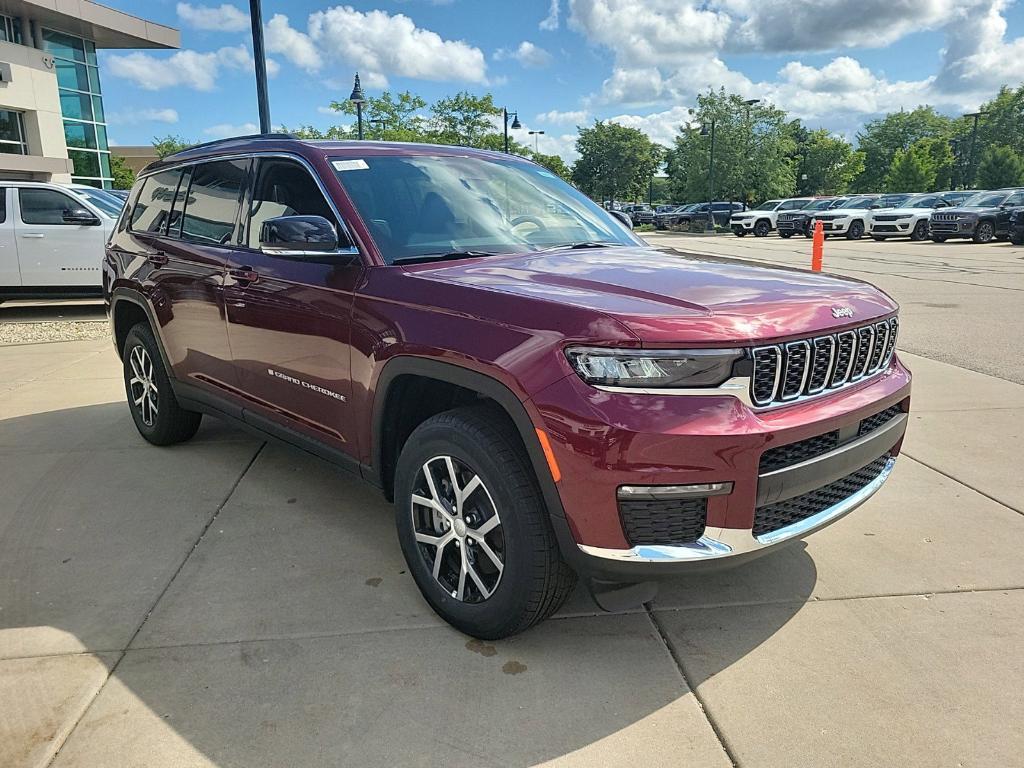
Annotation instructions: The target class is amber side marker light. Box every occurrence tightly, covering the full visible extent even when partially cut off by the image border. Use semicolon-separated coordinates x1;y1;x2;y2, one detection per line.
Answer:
535;428;562;483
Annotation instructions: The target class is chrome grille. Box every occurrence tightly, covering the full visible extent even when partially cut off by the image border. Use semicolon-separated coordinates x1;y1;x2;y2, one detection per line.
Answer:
932;213;958;222
750;317;899;407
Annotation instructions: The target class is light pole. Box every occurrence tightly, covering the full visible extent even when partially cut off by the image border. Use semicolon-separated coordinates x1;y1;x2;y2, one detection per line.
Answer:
964;110;987;187
528;130;545;152
950;138;962;190
249;0;271;133
701;118;716;231
369;118;387;139
349;73;366;140
742;98;760;208
503;108;521;153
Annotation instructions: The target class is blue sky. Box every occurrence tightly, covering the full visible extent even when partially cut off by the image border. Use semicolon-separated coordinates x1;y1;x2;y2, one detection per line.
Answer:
99;1;1024;160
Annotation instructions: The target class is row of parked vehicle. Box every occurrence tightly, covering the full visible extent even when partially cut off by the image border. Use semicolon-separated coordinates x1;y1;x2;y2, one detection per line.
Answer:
0;182;127;303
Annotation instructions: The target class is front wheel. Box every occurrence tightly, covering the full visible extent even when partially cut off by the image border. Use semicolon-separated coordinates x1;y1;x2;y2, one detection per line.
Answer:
779;232;793;239
1010;234;1024;245
733;228;746;237
871;235;886;241
973;221;995;243
394;406;576;639
122;323;201;445
931;235;947;243
846;220;865;240
753;219;771;237
910;220;929;241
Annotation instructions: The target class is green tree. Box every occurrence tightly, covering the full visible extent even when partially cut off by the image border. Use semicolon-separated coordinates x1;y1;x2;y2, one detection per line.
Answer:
976;144;1024;189
152;134;193;158
884;142;936;192
797;129;864;195
667;89;795;203
110;153;135;189
853;107;953;191
429;91;503;147
325;90;429;141
571;120;663;202
285;124;354;140
528;151;572;181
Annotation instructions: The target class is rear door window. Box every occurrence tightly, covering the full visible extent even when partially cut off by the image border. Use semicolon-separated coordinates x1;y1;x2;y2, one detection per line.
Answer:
180;160;248;245
130;170;182;234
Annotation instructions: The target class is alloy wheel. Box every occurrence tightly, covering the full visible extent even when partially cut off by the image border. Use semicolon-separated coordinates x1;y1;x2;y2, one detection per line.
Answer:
410;455;504;603
128;345;158;427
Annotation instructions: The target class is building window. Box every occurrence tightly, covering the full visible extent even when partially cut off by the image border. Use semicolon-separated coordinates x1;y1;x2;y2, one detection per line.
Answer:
44;28;110;188
0;110;27;155
0;15;22;44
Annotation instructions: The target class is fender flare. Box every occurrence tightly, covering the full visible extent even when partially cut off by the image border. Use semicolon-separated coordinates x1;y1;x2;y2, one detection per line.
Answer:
109;287;174;372
369;355;568;522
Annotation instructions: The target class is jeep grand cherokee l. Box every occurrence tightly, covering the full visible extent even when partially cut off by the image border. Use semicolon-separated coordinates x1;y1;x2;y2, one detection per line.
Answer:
929;188;1024;243
104;136;911;639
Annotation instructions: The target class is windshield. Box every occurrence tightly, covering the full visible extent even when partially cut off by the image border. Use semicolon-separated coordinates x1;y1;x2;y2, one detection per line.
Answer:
902;194;938;208
964;192;1008;207
754;200;781;210
804;199;835;210
333;155;640;264
72;187;122;217
838;196;876;209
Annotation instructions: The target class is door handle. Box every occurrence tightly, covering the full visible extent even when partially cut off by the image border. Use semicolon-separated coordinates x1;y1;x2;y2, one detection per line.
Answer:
146;251;168;266
20;233;45;239
229;267;260;285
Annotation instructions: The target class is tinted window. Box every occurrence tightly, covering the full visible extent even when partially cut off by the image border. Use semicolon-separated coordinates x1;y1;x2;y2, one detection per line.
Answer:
780;199;810;210
1004;192;1024;206
19;188;85;225
130;170;182;234
0;188;6;223
181;160;247;245
247;158;338;249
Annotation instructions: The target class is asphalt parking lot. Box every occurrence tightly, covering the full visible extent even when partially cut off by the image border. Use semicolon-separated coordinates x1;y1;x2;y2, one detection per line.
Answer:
3;235;1023;767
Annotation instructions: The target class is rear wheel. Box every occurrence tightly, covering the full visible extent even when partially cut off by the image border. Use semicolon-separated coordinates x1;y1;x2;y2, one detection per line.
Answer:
394;406;576;639
973;221;995;243
753;219;771;237
122;323;201;445
846;220;865;240
910;220;929;241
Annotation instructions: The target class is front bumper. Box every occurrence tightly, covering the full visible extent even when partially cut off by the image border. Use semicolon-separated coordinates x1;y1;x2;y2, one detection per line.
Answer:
730;217;757;230
532;358;911;580
815;218;851;233
930;219;976;237
868;220;913;236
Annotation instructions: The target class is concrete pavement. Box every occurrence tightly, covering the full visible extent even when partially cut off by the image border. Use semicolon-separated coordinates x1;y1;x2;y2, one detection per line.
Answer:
2;239;1024;766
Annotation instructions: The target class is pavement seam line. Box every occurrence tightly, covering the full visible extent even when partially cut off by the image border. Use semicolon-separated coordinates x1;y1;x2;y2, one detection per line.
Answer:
902;453;1024;517
42;440;267;768
644;607;741;768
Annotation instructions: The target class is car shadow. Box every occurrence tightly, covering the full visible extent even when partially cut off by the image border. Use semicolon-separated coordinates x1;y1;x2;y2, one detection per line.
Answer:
1;402;817;766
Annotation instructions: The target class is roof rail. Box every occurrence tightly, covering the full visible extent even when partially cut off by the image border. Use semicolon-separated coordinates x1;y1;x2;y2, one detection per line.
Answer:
164;132;298;158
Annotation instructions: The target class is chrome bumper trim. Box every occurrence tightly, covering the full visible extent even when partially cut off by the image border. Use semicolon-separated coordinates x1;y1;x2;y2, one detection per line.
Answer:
577;457;897;564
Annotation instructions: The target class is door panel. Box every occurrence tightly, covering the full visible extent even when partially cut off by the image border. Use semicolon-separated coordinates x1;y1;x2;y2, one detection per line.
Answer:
13;187;106;287
224;156;362;456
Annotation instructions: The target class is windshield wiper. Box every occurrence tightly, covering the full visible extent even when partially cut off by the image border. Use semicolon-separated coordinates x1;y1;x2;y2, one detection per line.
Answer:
534;241;625;253
392;250;501;265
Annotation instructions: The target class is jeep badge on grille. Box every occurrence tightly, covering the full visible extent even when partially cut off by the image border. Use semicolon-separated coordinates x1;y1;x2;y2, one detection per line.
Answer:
831;306;855;319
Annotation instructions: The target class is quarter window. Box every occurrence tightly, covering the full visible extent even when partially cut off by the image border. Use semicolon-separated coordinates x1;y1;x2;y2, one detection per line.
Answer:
130;170;182;234
246;158;338;248
181;160;248;245
1004;192;1024;206
19;188;86;225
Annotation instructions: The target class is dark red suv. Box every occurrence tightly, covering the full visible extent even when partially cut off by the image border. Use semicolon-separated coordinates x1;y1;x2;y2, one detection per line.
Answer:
104;136;911;639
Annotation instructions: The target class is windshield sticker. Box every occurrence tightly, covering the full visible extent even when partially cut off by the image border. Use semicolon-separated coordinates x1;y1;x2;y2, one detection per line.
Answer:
332;159;369;171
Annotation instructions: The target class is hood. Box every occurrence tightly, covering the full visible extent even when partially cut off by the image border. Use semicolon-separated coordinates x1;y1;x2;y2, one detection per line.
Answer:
820;208;873;217
875;207;925;217
403;246;896;345
937;206;997;215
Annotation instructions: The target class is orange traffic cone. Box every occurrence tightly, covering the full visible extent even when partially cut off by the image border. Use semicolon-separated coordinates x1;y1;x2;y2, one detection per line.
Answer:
812;220;824;272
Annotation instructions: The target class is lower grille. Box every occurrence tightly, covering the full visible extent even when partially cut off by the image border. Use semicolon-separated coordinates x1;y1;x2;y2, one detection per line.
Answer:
753;455;890;537
620;497;707;546
873;225;898;232
858;405;902;436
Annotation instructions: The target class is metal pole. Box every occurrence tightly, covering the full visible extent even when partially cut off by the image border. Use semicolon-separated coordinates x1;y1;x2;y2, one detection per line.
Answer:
968;113;980;187
503;108;509;153
708;120;716;232
356;102;364;140
249;0;271;133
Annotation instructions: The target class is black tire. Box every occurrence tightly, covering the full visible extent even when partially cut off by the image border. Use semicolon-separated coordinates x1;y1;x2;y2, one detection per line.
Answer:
394;405;576;639
931;235;947;243
1011;235;1024;245
753;219;771;237
973;221;995;243
779;232;793;239
846;220;865;240
871;235;886;241
910;220;929;241
122;322;201;445
733;228;746;237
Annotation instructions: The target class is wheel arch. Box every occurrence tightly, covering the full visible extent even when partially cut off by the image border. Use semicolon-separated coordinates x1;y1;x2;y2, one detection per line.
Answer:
369;356;567;522
110;288;173;374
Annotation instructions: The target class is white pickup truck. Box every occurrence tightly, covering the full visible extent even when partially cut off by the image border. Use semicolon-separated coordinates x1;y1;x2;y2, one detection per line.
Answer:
0;181;119;303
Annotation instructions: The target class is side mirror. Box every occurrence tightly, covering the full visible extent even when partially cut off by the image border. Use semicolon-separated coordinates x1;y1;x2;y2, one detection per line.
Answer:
63;207;101;225
609;210;634;230
260;215;348;256
869;204;881;210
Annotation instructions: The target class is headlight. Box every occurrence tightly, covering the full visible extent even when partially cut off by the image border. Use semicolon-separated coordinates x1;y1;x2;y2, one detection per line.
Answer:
565;347;742;388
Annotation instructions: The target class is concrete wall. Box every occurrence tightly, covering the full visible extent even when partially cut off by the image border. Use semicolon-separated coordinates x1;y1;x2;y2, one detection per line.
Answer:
0;39;73;182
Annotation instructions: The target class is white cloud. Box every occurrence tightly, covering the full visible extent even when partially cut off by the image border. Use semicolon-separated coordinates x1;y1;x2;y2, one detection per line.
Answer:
540;0;560;30
107;108;180;125
265;13;322;73
106;45;273;91
495;41;553;68
203;122;259;138
308;6;487;83
607;105;692;147
536;109;589;125
176;3;249;32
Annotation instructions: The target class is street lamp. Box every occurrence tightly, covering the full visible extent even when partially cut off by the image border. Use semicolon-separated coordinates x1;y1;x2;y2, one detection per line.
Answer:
950;137;962;190
349;73;367;140
503;108;521;153
528;129;545;152
369;118;387;139
249;0;271;133
964;110;987;187
701;118;717;232
742;98;760;207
